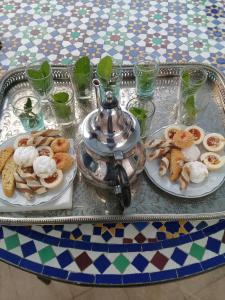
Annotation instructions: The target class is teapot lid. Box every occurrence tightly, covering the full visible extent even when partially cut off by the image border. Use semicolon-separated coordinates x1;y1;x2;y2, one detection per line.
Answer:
81;91;140;156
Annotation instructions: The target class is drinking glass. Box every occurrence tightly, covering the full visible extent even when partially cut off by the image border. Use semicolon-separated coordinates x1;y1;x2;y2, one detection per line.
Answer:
69;61;93;100
134;59;159;98
127;97;155;140
49;85;75;126
178;67;207;125
26;60;53;98
97;58;122;102
12;96;44;131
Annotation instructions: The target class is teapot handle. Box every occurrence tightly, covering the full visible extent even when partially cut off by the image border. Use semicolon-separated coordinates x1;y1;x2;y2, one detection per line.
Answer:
115;164;131;208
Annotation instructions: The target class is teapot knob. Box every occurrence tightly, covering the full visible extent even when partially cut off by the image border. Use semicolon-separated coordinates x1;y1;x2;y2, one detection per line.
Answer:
102;90;118;109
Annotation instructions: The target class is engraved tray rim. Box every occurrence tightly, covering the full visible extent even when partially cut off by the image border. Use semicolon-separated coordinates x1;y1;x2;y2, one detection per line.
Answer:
0;62;225;224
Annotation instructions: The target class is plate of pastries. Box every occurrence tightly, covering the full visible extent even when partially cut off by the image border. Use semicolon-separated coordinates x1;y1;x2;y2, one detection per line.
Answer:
0;129;77;206
145;124;225;198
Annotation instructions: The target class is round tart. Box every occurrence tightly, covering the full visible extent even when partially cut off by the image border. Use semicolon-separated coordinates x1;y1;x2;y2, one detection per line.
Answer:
203;133;225;152
37;146;53;158
185;125;205;144
14;135;31;148
200;152;225;170
53;152;74;171
173;130;194;149
164;125;181;140
40;170;63;188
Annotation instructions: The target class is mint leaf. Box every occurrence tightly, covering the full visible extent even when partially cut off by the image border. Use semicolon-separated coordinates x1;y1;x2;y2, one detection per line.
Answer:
52;92;69;103
27;69;43;79
182;70;190;90
40;60;50;77
184;95;197;118
73;56;91;92
97;56;113;82
24;97;32;113
129;106;148;122
53;102;71;119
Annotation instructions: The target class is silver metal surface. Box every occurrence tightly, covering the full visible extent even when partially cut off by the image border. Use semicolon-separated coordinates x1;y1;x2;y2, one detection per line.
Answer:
0;63;225;224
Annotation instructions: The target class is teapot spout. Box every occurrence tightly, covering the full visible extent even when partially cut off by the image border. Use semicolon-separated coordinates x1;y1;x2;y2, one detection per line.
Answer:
92;79;101;108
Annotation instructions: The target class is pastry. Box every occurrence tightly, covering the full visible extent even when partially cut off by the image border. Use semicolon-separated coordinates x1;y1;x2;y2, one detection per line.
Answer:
179;165;191;190
40;170;63;188
145;139;173;149
14;171;34;200
181;144;201;162
159;153;170;176
148;147;171;161
185;126;205;144
173;130;194;149
200;152;225;170
27;136;54;147
13;146;38;167
184;161;208;183
2;157;18;197
169;148;184;181
31;129;61;138
33;156;57;178
53;152;74;171
14;134;31;148
0;147;14;173
203;133;225;152
164;125;181;140
51;138;70;153
37;146;54;158
17;166;37;180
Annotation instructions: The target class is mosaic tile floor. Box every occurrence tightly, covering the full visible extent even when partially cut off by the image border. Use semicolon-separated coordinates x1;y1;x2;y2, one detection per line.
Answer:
0;0;225;285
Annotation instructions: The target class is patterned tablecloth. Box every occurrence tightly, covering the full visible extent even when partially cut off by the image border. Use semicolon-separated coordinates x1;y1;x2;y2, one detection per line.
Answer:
0;0;225;286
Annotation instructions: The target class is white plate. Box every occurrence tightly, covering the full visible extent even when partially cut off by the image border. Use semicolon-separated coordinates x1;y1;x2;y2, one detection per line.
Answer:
145;126;225;199
0;135;77;206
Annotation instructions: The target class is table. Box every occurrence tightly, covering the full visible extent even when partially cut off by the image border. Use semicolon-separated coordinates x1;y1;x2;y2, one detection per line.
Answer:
0;0;225;286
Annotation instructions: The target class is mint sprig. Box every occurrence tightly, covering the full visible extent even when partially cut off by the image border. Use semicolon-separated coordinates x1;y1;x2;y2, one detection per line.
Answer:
19;97;39;129
73;56;91;93
129;106;148;136
97;56;113;82
51;92;71;119
27;60;52;95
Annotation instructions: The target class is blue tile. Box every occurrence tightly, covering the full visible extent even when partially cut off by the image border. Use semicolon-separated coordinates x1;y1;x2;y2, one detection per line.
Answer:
42;266;68;279
0;227;3;239
6;226;31;236
82;235;91;242
102;231;112;242
43;235;60;246
93;227;101;235
94;254;111;273
162;235;192;248
42;225;53;233
61;231;70;239
20;258;43;273
91;243;109;252
171;247;188;266
57;250;73;269
203;221;225;236
202;255;225;270
132;254;149;272
29;230;45;242
157;232;166;241
142;242;162;251
108;244;127;253
59;239;75;248
96;274;122;284
183;222;194;232
133;222;148;231
126;243;142;252
73;241;92;251
206;237;221;254
196;221;208;230
68;272;95;284
72;228;82;238
54;225;64;231
115;229;124;237
152;222;163;229
151;269;177;282
165;221;180;233
21;241;37;258
190;230;205;241
0;249;21;265
123;273;150;284
177;263;202;277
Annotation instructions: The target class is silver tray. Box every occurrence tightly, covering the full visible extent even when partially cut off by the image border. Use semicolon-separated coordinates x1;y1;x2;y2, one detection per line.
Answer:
0;63;225;225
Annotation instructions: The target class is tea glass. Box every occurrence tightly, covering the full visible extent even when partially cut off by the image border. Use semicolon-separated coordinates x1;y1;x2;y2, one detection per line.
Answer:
134;59;159;98
127;97;155;140
12;95;44;132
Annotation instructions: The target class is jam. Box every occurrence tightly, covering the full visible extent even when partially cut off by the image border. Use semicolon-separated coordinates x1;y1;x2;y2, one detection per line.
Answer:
44;173;58;184
18;138;28;146
189;129;201;141
208;155;219;164
207;137;219;147
39;149;50;156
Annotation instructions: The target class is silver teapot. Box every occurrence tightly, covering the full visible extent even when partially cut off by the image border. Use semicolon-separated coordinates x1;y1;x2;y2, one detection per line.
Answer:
76;79;146;208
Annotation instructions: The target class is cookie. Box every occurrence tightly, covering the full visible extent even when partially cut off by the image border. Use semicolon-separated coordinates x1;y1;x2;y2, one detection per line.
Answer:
0;147;14;173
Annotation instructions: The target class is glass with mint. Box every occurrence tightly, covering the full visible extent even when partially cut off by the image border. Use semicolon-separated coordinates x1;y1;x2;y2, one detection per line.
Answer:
127;98;155;140
178;67;207;125
134;59;159;98
26;60;53;98
70;56;93;100
12;96;44;131
97;56;122;102
49;86;75;126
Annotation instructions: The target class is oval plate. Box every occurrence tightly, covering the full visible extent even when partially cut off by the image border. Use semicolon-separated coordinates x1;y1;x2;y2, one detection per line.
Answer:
0;134;77;206
145;126;225;199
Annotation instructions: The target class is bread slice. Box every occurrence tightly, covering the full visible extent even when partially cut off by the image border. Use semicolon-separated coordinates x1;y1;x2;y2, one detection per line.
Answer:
2;157;17;197
0;147;14;173
169;148;184;181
